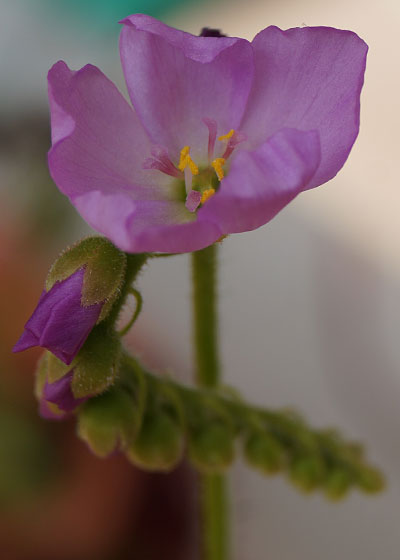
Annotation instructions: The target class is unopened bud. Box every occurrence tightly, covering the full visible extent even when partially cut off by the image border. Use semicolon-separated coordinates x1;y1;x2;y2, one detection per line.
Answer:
13;237;126;365
289;455;325;492
127;411;183;472
244;432;284;475
34;322;121;422
189;422;234;473
357;466;385;494
77;388;139;457
324;468;352;500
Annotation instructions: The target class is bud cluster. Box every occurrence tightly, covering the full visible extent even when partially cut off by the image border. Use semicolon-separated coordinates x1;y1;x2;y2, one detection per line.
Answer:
77;356;384;500
14;237;145;419
14;235;384;501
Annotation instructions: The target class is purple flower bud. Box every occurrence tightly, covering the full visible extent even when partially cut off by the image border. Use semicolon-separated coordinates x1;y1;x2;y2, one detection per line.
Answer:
38;371;89;420
13;268;103;365
43;370;88;411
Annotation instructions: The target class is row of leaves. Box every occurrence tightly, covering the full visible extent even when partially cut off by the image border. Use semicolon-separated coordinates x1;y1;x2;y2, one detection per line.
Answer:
77;353;384;500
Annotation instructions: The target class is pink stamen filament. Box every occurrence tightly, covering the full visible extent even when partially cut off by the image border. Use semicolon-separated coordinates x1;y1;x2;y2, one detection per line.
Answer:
143;146;182;178
185;189;202;212
203;118;217;163
222;131;247;160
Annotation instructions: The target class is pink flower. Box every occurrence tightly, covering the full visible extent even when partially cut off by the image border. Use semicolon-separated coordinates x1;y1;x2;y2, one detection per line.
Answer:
48;15;367;253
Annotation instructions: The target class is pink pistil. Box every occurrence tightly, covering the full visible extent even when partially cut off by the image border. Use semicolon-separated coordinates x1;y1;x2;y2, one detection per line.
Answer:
185;190;202;212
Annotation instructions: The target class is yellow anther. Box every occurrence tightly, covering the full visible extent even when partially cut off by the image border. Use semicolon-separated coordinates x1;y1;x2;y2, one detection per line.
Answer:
178;145;199;175
178;146;190;171
201;188;215;204
218;129;235;142
211;157;225;181
187;157;199;175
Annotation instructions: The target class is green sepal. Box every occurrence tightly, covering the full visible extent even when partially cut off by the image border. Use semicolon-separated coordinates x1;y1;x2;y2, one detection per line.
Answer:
34;353;50;401
244;431;285;475
46;324;121;398
46;237;127;321
46;353;71;384
70;325;121;398
34;353;65;418
77;388;139;458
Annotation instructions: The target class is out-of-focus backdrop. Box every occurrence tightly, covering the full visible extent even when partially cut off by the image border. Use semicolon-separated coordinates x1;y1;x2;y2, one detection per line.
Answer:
1;0;399;558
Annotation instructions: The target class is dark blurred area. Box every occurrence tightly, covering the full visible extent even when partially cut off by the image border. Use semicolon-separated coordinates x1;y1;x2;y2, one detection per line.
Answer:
0;0;208;557
0;113;199;560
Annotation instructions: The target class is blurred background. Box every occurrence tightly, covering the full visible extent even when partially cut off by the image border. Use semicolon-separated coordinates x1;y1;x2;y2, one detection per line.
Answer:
1;0;399;558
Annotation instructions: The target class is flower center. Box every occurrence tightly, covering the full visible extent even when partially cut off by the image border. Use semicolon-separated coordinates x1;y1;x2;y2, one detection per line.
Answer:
143;119;246;213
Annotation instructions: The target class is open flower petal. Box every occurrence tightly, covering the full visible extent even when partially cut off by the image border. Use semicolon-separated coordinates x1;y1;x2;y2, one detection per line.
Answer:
45;18;368;254
129;215;222;253
199;128;321;234
240;26;368;189
48;60;170;203
74;190;222;253
119;14;254;161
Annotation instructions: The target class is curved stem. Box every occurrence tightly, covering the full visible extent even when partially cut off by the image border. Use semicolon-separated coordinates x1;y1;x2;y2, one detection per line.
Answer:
192;245;229;560
118;288;143;337
106;253;147;327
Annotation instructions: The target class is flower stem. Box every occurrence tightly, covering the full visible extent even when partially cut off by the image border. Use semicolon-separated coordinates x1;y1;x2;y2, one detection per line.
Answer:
192;244;229;560
192;244;218;389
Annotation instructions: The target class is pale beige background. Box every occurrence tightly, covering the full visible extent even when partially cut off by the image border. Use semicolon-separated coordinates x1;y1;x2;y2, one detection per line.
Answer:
154;1;400;558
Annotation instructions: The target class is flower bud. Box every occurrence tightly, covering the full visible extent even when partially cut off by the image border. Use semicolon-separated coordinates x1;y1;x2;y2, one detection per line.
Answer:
127;410;183;472
34;353;84;420
324;468;352;501
188;422;234;473
357;466;385;493
77;388;139;457
13;237;126;364
34;322;121;421
244;431;284;475
289;454;325;492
